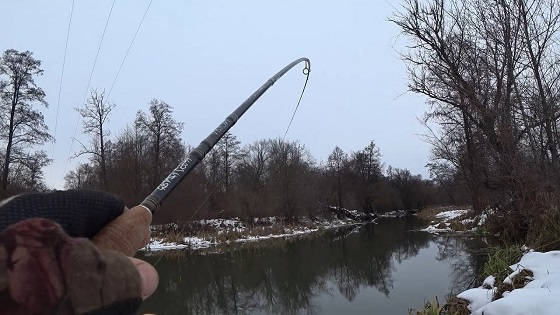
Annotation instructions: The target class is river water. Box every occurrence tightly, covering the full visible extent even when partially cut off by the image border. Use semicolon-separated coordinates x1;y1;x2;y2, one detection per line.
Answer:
138;216;486;314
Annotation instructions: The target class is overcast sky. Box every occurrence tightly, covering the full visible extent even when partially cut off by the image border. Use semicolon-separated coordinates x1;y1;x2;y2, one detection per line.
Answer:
0;0;431;189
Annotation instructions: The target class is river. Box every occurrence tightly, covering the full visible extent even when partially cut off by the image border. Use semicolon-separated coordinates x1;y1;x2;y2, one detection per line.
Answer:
138;216;486;314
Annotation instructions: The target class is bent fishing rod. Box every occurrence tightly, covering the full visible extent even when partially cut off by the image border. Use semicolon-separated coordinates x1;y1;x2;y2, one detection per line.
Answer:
140;58;311;214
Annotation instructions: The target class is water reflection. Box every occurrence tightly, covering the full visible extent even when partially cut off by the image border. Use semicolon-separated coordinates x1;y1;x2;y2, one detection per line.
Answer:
138;217;485;315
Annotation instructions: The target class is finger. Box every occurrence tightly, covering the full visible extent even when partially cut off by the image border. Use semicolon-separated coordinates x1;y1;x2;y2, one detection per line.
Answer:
0;190;124;238
92;205;152;256
129;257;159;299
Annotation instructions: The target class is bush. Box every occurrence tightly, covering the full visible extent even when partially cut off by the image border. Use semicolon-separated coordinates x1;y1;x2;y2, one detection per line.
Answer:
526;203;560;251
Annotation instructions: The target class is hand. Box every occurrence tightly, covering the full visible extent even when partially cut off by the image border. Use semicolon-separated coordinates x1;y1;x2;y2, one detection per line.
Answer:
0;190;159;315
93;205;153;257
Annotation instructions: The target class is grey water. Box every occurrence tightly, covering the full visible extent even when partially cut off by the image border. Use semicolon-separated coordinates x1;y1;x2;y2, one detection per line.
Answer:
138;217;486;315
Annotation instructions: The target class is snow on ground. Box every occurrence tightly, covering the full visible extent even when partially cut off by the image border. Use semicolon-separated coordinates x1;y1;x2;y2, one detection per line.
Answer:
196;218;246;232
420;225;452;233
142;216;374;252
458;287;496;312
421;208;473;234
483;275;496;288
458;250;560;315
236;227;319;243
435;209;468;220
145;237;215;251
462;218;476;225
378;210;410;218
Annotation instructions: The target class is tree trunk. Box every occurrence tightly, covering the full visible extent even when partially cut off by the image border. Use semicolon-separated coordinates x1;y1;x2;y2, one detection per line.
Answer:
154;132;160;187
100;121;107;190
2;81;20;191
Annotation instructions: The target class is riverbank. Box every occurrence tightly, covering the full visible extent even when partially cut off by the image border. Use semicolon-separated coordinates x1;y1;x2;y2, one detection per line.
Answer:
456;249;560;314
412;206;560;315
417;206;486;234
412;247;560;315
143;209;377;252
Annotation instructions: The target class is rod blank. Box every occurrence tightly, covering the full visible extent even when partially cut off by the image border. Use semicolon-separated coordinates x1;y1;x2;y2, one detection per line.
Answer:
141;58;310;213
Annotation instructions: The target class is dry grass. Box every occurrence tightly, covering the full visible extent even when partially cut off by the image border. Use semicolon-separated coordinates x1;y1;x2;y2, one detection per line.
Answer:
417;205;457;221
418;205;471;220
448;221;466;231
493;269;533;300
527;204;560;251
161;231;186;244
442;296;470;315
409;298;441;315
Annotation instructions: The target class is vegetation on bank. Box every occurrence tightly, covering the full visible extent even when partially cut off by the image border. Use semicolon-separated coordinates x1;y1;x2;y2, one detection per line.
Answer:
409;243;527;314
394;0;560;248
409;298;442;315
146;208;377;251
396;0;560;311
412;204;558;314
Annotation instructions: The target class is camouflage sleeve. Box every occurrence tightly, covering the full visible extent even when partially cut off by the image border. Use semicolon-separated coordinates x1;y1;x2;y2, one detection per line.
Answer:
0;218;143;315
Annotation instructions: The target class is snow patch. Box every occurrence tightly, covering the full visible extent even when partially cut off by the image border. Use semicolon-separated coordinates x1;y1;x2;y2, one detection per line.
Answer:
420;225;451;233
483;275;496;288
457;287;496;312
458;250;560;315
435;209;468;220
236;228;319;243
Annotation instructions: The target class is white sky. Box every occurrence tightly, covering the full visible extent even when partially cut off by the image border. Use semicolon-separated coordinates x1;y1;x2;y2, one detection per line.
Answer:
0;0;431;189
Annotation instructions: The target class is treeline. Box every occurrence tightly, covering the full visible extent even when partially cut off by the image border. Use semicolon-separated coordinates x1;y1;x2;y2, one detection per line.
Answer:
393;0;560;243
63;95;459;223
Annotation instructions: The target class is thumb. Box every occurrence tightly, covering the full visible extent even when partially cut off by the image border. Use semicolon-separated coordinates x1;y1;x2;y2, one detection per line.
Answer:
92;205;152;256
129;257;159;300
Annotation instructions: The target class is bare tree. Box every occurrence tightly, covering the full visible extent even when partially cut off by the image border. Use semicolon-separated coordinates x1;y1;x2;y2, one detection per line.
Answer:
76;89;115;189
136;99;184;186
328;146;348;209
0;49;51;191
351;141;382;184
393;0;560;238
64;163;97;190
217;132;242;193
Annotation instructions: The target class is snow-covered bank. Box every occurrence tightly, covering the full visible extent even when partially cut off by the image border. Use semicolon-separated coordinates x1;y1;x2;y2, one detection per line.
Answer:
146;237;215;251
457;250;560;315
419;208;487;234
143;216;375;252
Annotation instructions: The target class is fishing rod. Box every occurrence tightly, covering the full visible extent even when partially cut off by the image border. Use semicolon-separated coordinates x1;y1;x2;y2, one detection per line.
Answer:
140;57;311;214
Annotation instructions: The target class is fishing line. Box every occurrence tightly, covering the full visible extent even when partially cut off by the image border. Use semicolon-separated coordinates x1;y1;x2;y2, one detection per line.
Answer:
283;66;310;139
107;0;153;99
63;0;117;177
188;174;227;221
141;58;311;214
52;0;75;154
186;63;311;221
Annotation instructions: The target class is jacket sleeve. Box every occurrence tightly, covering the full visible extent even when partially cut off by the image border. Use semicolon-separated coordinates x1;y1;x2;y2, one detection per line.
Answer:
0;218;143;315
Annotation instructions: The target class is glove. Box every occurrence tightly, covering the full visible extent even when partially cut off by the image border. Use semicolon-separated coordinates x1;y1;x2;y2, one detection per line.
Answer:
0;190;124;238
0;190;158;315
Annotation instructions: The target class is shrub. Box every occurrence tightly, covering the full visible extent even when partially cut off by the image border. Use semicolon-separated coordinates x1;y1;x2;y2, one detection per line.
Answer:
526;203;560;251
